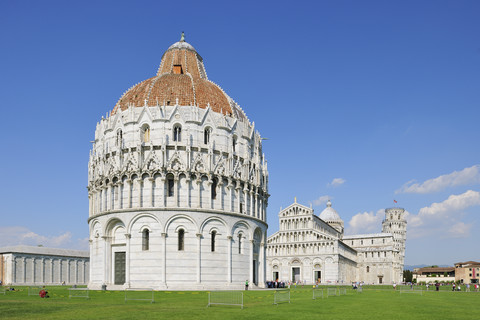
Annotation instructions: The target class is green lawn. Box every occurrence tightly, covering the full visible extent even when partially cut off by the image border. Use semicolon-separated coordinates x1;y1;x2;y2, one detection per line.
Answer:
0;285;478;319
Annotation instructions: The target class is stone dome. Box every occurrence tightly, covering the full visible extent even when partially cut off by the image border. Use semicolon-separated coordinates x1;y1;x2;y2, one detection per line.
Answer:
112;33;246;121
319;200;342;222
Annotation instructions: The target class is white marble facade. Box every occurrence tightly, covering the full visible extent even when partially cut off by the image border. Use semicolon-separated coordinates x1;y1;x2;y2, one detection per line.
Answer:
266;201;406;285
0;246;89;286
87;36;269;290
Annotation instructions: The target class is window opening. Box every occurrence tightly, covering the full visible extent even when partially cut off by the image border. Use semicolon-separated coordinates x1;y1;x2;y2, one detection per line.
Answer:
204;128;211;144
232;136;237;152
178;229;184;251
367;266;370;273
173;65;183;74
116;130;123;147
167;175;174;197
173;125;182;142
142;229;149;251
238;234;242;254
211;231;216;252
142;125;150;143
211;178;217;200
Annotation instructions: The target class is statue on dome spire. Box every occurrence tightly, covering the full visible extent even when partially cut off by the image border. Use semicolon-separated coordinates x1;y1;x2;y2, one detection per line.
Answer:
180;31;185;42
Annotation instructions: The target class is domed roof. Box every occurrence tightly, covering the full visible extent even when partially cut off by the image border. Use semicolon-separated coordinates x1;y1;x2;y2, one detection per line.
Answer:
111;33;246;121
319;200;343;222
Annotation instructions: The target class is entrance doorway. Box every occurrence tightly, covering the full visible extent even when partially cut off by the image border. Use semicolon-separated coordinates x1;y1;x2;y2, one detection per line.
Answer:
315;271;321;283
114;252;126;285
292;267;300;283
253;260;257;285
273;271;279;281
378;276;383;284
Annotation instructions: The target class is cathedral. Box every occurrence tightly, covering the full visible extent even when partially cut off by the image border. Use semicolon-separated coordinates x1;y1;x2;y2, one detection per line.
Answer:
266;200;406;284
87;34;269;290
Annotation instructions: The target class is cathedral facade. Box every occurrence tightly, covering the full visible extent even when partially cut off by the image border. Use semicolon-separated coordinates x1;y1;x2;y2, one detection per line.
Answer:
87;35;269;290
266;200;406;285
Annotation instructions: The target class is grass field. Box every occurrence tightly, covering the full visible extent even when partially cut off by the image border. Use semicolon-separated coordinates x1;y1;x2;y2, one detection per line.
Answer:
0;285;478;319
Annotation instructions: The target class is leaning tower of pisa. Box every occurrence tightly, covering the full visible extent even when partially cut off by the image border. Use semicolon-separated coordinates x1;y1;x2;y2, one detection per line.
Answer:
382;207;407;282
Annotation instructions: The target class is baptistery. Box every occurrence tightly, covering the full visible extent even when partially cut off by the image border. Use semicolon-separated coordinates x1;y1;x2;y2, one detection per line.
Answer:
87;34;269;290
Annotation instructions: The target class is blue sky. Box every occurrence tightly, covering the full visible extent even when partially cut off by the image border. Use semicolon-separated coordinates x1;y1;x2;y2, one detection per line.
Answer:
1;0;479;266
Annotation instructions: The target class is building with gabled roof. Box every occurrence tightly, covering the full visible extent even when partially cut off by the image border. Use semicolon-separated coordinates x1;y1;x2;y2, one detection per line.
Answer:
0;245;89;286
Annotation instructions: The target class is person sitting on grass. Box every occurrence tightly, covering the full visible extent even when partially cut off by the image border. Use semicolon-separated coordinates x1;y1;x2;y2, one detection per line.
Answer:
39;287;50;298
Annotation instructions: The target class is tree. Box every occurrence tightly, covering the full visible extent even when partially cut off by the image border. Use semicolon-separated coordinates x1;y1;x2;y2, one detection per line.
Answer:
403;270;413;282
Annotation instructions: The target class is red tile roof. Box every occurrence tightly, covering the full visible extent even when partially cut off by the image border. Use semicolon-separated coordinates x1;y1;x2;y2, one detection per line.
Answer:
112;40;233;116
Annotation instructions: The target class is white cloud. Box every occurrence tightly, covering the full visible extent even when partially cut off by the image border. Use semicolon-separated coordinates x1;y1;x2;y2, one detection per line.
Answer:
328;178;345;187
407;190;480;239
410;190;480;227
396;165;480;194
347;209;384;234
0;226;87;250
447;222;472;239
313;195;330;206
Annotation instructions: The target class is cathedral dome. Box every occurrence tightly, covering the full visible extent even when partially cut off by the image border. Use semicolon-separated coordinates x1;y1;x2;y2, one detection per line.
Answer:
111;33;246;121
319;200;342;222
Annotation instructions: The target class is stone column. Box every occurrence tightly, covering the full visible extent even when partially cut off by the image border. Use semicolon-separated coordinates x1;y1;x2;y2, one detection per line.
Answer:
110;183;115;210
227;236;232;283
138;179;144;208
102;236;109;284
149;177;155;207
254;190;259;219
249;240;254;284
67;259;71;284
260;242;266;287
162;233;167;284
250;188;254;218
88;193;93;216
32;258;36;284
41;258;45;284
119;182;124;209
174;175;179;207
125;233;131;287
228;178;233;212
50;259;54;283
59;260;63;284
126;179;132;208
75;260;78;284
186;174;191;208
243;186;248;215
83;260;87;284
196;178;201;208
207;178;213;210
236;181;241;213
218;179;224;210
196;233;202;284
161;177;167;207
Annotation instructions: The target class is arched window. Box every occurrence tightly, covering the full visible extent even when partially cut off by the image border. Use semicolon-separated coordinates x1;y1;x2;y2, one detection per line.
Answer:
211;178;217;200
116;129;123;147
167;174;174;197
238;234;242;254
178;229;184;251
142;229;149;251
142;125;150;143
204;127;211;144
232;136;237;152
366;266;370;273
211;231;216;252
173;125;182;142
